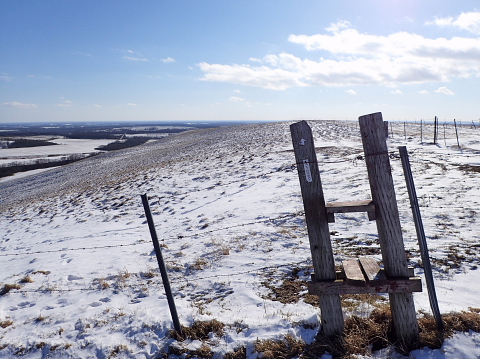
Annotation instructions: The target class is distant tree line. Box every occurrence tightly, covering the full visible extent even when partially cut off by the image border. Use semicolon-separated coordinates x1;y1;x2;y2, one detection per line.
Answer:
94;137;149;151
0;154;98;178
1;138;57;149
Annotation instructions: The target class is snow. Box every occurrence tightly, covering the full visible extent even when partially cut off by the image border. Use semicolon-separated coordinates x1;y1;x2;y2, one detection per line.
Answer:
1;120;480;358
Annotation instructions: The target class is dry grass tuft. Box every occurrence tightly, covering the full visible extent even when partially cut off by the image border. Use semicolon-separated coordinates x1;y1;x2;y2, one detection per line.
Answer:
262;279;307;304
0;283;22;296
189;257;209;271
32;270;51;275
0;319;13;328
20;276;34;283
254;334;305;359
108;344;130;358
224;346;247;359
170;343;214;359
170;319;225;342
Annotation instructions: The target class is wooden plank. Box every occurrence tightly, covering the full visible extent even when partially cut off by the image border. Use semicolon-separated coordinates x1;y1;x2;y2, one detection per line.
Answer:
290;121;344;336
326;200;376;222
359;112;420;347
359;257;387;286
342;259;366;287
326;200;374;213
307;278;422;295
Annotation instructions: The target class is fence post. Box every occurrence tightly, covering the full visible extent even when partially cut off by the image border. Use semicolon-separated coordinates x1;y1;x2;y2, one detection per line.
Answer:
399;146;444;331
454;119;460;147
420;120;423;144
290;121;344;337
141;194;182;334
433;116;438;145
358;113;420;350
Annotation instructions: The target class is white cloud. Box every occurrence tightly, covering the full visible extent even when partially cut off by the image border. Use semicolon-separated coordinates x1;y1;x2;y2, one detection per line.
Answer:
427;11;480;35
199;62;308;90
419;90;429;94
199;19;480;90
126;103;138;106
57;98;73;107
124;56;148;61
229;96;245;102
1;74;13;81
391;89;403;94
3;102;37;109
161;57;176;63
434;86;455;95
233;90;241;93
92;104;102;108
346;89;357;95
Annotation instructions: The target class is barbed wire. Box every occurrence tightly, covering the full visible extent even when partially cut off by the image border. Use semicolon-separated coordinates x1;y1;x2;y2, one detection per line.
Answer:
0;212;305;258
3;260;313;295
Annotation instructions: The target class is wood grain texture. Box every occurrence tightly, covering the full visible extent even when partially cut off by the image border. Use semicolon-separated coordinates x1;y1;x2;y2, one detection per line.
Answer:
307;277;422;295
358;112;420;347
343;259;367;286
290;120;343;336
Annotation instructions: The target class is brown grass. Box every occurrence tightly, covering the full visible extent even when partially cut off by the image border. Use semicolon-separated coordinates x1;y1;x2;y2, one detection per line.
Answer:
170;319;225;342
20;276;34;283
254;334;305;359
163;309;480;358
0;283;22;296
0;319;13;328
224;346;247;359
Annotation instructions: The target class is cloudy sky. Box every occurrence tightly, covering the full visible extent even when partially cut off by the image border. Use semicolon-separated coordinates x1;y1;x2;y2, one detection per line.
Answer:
1;1;480;123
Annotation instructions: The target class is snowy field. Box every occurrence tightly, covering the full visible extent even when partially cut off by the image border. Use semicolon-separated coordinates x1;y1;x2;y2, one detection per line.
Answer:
0;120;479;358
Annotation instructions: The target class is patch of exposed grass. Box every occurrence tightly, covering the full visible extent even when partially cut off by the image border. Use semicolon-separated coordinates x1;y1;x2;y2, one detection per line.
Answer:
0;319;13;328
170;319;225;342
20;276;34;283
170;343;214;359
0;283;22;296
255;334;305;359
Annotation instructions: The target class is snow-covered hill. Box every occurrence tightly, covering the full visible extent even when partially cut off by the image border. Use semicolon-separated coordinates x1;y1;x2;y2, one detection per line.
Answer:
1;120;480;358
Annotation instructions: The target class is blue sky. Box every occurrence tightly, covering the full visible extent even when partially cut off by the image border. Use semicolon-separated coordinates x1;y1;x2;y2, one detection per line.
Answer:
1;1;480;123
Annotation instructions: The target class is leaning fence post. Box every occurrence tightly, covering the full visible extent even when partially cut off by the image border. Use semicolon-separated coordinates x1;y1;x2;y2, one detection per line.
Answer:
290;121;344;337
141;194;182;334
399;147;444;331
454;119;460;148
358;113;420;350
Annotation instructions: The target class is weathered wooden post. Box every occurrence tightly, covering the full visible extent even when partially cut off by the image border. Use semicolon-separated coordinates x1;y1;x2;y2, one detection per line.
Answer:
358;113;420;349
384;121;389;138
454;119;460;147
290;121;344;336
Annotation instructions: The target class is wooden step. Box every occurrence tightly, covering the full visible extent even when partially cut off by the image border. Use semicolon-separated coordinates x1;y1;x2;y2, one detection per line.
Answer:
308;258;421;295
326;200;375;223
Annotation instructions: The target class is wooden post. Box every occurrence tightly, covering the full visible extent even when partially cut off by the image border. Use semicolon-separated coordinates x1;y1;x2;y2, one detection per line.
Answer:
290;121;344;336
420;119;423;144
358;113;419;349
384;121;389;138
454;119;460;147
433;116;438;145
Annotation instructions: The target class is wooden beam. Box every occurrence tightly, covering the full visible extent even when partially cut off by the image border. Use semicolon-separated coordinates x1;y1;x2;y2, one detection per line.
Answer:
308;278;422;295
359;112;420;347
290;121;344;336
